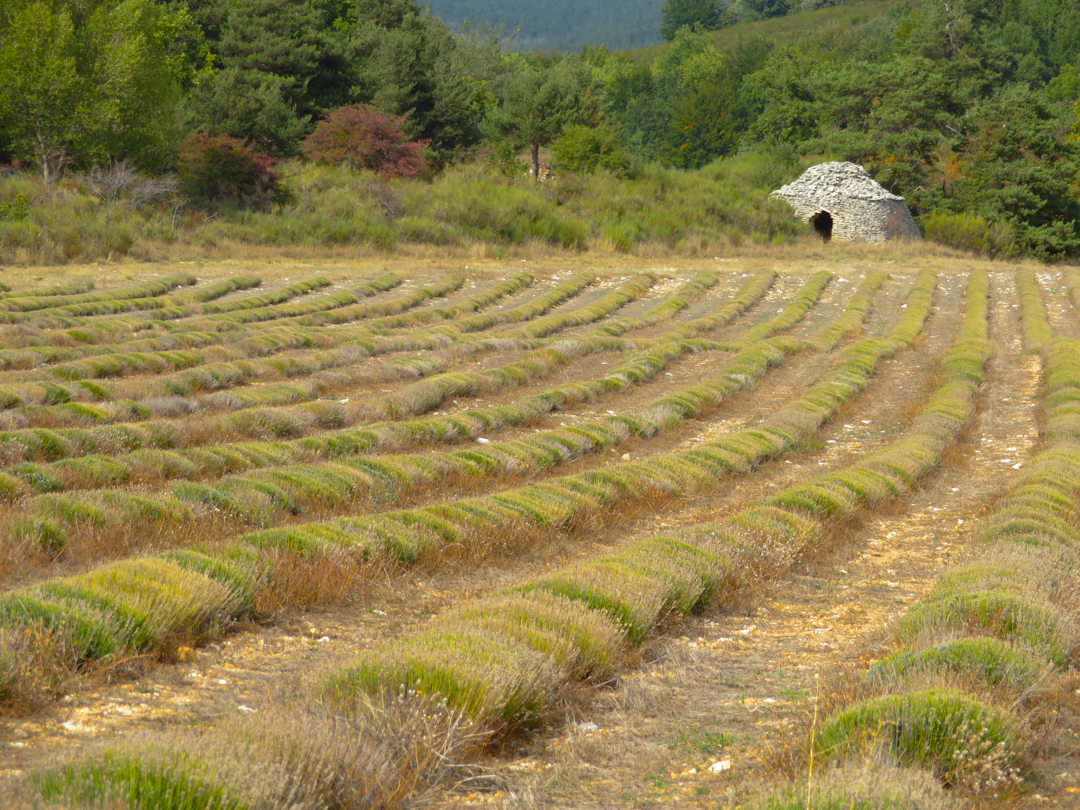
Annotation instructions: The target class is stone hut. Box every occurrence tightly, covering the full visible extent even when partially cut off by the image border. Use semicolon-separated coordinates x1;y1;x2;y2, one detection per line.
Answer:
770;161;921;243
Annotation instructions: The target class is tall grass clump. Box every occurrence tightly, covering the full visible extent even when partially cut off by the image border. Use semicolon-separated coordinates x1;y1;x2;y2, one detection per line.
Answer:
866;637;1053;692
21;697;482;810
921;211;1015;256
400;165;590;249
751;765;961;810
812;690;1024;792
2;154;815;263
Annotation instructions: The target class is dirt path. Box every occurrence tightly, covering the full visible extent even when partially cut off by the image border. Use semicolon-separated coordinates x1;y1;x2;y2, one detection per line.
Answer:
0;273;942;780
5;265;1066;809
423;272;1053;809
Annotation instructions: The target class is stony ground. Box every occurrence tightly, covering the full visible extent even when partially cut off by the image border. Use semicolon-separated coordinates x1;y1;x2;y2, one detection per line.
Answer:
1;251;1077;809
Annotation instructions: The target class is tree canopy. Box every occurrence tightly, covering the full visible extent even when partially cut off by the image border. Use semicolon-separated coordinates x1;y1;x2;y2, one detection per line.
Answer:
660;0;730;40
482;55;593;178
0;0;206;182
1;0;1079;259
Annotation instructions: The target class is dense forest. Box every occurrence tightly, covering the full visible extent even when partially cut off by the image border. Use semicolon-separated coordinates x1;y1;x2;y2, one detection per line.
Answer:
0;0;1079;259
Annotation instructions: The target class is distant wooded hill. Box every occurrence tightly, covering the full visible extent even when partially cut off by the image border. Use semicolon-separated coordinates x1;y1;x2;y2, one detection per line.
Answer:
424;0;664;52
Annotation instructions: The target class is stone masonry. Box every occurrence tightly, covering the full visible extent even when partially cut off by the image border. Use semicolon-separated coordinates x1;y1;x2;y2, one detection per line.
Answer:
770;161;921;243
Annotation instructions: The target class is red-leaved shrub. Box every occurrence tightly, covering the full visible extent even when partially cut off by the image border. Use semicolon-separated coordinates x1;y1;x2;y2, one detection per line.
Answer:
177;131;287;210
301;105;428;178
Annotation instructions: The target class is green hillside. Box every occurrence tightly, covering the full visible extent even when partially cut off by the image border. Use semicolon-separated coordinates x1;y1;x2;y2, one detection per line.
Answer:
424;0;895;53
632;0;896;59
424;0;664;52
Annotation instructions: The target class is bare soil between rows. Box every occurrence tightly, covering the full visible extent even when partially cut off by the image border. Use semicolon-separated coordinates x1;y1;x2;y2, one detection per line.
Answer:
1;259;1075;810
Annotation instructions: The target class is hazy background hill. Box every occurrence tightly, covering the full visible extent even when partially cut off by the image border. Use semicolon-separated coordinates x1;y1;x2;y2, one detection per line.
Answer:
424;0;665;51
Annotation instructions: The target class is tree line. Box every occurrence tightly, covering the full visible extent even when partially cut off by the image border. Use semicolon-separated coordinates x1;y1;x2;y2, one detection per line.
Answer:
1;0;1079;258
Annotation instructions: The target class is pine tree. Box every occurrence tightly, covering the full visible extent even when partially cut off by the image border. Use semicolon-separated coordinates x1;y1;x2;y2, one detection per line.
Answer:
659;0;728;41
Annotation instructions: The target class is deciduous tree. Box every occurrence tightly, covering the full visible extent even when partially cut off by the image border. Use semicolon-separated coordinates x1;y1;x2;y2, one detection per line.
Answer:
0;0;205;181
300;105;428;177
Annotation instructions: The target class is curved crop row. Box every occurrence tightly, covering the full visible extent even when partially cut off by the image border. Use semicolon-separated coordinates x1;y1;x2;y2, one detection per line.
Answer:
174;274;265;305
0;271;789;470
313;269;981;740
332;272;532;332
0;336;782;565
167;278;410;329
0;271;475;378
304;272;525;328
809;268;888;350
0;279;95;298
9;268;978;808
0;269;812;433
17;277;396;384
0;270;764;469
1065;267;1080;315
767;269;988;519
0;276;326;356
654;270;776;341
589;269;719;337
425;272;596;335
1016;267;1052;353
724;270;831;346
754;272;1080;805
33;276;334;339
0;343;674;487
0;274;196;318
0;271;938;683
500;272;656;338
0;271;871;560
192;277;331;316
0;270;874;490
0;277;210;333
0;276;548;411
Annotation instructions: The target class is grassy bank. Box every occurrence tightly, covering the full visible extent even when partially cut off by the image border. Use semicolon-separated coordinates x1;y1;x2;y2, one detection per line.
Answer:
0;156;810;266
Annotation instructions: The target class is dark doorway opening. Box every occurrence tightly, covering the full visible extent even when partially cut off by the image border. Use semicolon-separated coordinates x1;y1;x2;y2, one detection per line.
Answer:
810;211;833;242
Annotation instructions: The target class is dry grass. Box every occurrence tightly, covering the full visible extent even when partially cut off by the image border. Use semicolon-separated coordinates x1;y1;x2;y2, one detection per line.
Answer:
2;256;1075;809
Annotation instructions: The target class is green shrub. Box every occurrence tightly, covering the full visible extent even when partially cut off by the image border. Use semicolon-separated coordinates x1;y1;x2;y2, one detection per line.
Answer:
815;690;1024;791
894;589;1073;668
323;629;561;728
29;746;244;810
440;592;624;680
921;211;1015;255
867;637;1052;691
552;124;633;177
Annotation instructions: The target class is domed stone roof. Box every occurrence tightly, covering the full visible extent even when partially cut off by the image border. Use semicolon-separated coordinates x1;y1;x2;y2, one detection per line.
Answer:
769;161;921;243
772;161;905;205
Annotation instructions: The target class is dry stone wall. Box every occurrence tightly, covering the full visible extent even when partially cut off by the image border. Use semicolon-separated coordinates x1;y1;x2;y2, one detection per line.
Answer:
771;161;921;243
